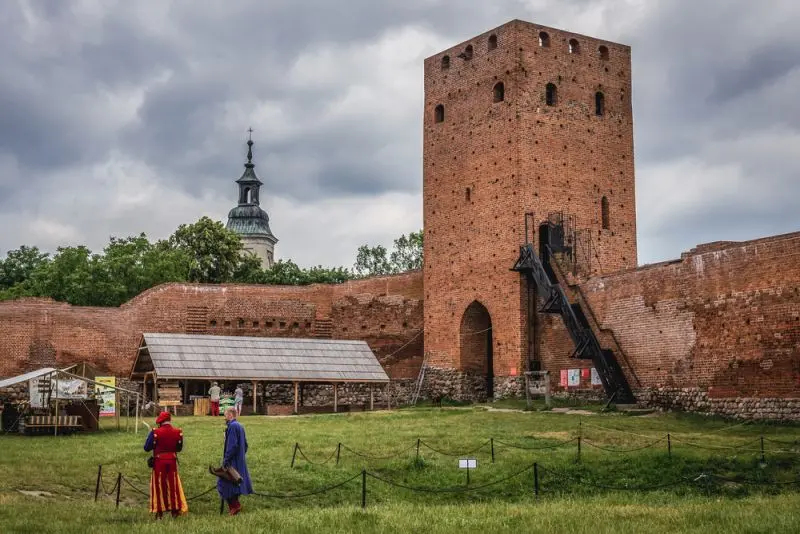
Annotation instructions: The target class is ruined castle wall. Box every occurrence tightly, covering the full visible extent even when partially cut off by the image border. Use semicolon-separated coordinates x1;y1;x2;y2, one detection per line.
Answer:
0;272;424;383
577;232;800;419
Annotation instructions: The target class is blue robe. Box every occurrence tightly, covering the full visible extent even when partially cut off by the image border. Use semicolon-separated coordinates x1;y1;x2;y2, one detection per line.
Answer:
217;419;253;499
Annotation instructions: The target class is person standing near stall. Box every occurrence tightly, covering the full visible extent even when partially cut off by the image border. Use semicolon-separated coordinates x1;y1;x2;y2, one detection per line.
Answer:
209;381;221;416
143;411;188;518
234;385;244;417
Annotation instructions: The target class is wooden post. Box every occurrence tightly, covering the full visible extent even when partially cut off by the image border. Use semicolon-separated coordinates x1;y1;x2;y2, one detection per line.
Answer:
333;383;338;413
252;381;258;414
387;383;391;410
293;382;299;414
369;385;374;411
135;393;140;434
54;375;59;437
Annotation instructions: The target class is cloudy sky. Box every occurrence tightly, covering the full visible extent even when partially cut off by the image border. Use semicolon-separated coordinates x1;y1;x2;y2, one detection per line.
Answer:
1;0;799;269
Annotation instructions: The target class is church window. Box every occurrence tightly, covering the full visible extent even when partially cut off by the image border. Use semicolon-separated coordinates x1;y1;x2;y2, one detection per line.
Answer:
441;55;450;69
601;196;610;229
569;39;580;54
488;34;497;50
463;44;473;60
434;104;445;123
598;45;609;60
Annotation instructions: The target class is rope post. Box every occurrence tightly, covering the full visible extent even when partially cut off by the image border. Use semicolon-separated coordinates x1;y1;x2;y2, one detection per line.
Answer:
577;436;581;462
361;469;367;509
667;433;672;459
491;438;495;463
94;465;102;501
760;436;765;464
291;442;299;468
416;438;421;463
534;463;539;499
115;473;122;509
336;442;341;465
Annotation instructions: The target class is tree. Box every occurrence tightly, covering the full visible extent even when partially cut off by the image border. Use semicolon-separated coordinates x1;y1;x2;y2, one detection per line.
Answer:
167;216;246;283
353;244;392;277
91;234;192;306
390;231;423;272
0;246;50;290
353;229;424;277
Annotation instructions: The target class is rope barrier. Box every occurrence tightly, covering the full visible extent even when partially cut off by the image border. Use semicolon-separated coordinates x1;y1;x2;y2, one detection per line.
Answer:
296;445;339;466
493;437;577;451
366;461;535;494
419;439;491;457
340;442;417;460
254;472;362;499
121;476;149;497
537;464;694;491
581;436;667;453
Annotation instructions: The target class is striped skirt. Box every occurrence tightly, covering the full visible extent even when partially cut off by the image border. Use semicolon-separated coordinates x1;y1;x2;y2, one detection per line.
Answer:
149;467;188;515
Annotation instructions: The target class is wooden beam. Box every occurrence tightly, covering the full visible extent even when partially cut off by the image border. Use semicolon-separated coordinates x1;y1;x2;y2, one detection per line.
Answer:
369;385;374;411
333;383;338;413
293;382;299;415
252;381;258;414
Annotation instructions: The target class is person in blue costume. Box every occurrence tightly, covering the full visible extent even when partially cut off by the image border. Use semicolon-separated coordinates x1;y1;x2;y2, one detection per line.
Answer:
217;406;253;515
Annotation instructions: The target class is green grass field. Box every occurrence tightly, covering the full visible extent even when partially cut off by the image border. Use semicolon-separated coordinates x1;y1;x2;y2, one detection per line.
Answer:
1;404;799;533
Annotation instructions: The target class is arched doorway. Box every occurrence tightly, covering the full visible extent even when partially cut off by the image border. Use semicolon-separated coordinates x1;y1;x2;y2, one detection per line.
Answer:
460;301;494;399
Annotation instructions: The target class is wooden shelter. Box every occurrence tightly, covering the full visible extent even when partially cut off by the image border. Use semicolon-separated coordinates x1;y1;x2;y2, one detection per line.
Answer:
130;333;390;414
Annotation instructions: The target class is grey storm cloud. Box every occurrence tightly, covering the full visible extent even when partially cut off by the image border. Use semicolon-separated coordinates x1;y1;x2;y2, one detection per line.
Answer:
0;0;799;268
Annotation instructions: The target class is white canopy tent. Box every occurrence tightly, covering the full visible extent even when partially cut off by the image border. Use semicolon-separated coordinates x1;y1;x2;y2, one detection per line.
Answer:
0;367;141;435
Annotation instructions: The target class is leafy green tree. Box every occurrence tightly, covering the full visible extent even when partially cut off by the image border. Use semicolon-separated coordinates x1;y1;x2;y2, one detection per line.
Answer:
232;252;268;284
91;234;192;306
0;245;50;290
21;246;96;305
167;216;245;283
354;244;392;277
354;229;424;277
390;231;423;272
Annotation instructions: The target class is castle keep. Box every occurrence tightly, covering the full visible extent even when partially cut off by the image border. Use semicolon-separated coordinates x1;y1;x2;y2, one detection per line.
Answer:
1;20;798;420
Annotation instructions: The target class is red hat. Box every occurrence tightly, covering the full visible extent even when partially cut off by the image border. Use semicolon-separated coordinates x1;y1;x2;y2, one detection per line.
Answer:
155;411;171;425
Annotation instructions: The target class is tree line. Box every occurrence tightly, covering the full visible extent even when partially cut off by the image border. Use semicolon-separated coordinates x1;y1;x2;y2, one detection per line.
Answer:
0;217;423;307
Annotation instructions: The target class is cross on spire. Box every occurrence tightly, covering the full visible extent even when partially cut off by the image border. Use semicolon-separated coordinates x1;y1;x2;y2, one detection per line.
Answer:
246;127;254;165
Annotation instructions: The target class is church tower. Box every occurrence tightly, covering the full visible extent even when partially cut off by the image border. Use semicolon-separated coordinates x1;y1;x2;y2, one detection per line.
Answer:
226;134;278;268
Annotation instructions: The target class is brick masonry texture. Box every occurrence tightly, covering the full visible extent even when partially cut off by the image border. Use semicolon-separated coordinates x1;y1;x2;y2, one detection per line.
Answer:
1;20;798;420
422;20;637;391
0;272;424;382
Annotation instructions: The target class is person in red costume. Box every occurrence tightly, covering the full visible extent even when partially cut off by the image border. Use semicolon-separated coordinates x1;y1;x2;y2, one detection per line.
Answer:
143;411;189;518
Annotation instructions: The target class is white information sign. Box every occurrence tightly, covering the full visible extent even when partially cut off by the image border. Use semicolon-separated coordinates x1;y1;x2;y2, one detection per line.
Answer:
458;458;477;469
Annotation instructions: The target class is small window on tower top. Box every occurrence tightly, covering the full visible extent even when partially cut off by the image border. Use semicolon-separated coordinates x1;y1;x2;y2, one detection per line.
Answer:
539;32;550;47
569;39;580;54
441;55;450;70
488;34;497;50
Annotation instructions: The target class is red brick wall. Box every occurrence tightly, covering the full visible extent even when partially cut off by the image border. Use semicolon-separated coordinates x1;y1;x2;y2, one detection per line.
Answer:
577;232;800;398
0;272;424;380
423;20;637;381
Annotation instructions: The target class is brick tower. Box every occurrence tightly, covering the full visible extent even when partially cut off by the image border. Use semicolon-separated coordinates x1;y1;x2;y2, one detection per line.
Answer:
422;20;637;400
